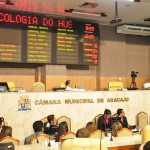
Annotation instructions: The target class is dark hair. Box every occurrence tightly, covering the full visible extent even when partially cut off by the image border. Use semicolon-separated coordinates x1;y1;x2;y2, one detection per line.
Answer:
144;141;150;150
0;117;4;124
33;121;43;132
65;80;70;86
47;115;54;123
86;121;96;134
104;109;111;115
55;121;68;142
76;127;90;138
117;108;123;116
0;126;12;138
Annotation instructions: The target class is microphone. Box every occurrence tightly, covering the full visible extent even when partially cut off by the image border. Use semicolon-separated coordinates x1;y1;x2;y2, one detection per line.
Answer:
104;120;108;137
110;115;113;141
35;133;39;143
47;123;51;147
100;118;105;150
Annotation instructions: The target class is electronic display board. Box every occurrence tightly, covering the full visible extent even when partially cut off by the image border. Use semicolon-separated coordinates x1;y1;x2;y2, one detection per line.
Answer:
0;10;100;65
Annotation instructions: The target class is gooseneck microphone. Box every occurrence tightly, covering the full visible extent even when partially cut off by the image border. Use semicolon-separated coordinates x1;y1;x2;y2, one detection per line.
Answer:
46;122;51;147
100;118;105;150
35;133;39;143
110;115;113;141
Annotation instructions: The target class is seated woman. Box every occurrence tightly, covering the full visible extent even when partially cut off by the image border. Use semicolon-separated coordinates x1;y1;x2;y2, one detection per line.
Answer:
44;114;57;135
111;121;123;137
55;121;68;142
86;121;96;134
0;126;12;139
76;127;90;138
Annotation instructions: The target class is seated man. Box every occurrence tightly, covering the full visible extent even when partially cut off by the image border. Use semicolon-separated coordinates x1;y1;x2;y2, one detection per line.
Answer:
97;109;111;132
117;108;130;128
65;80;72;91
24;120;46;144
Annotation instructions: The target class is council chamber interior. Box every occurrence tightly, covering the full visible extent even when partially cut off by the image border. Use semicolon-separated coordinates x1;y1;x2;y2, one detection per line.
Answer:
0;0;150;150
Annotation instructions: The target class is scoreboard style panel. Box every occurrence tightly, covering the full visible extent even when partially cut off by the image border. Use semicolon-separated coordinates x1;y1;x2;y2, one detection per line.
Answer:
0;10;100;65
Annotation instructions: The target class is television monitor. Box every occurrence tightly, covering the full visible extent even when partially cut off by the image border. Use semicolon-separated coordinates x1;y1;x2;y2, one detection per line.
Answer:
0;82;9;92
44;124;59;135
0;142;14;150
50;125;59;135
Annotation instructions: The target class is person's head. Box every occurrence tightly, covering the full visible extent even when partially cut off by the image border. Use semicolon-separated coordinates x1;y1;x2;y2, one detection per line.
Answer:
144;141;150;150
104;109;111;119
111;121;123;137
0;126;12;138
47;114;56;125
76;127;90;138
33;120;44;133
86;122;96;134
65;80;71;86
117;108;125;117
55;121;68;142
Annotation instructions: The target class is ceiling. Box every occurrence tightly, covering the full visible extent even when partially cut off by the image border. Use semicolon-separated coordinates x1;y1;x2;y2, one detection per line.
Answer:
0;0;150;26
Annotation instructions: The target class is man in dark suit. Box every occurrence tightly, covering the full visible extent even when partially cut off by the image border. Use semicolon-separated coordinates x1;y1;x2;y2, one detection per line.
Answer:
117;108;130;128
97;109;112;132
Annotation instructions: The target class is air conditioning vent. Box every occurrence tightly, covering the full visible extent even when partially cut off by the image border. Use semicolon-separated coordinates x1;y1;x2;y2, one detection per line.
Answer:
117;25;150;36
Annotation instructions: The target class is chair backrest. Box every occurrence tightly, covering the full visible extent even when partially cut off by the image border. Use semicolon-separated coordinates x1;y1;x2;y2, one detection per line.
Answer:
41;116;48;124
137;111;148;129
108;81;123;91
57;116;71;132
7;82;15;91
60;132;76;142
33;82;45;92
141;125;150;144
59;83;66;88
75;83;84;89
61;138;107;150
90;130;105;139
30;134;53;144
95;114;102;129
116;128;133;137
0;136;20;146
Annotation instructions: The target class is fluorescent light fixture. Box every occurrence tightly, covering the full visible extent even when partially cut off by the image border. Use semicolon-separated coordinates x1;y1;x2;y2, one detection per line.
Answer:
65;9;107;17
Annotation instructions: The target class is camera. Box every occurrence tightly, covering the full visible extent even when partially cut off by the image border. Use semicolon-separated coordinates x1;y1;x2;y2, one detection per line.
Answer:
131;71;138;78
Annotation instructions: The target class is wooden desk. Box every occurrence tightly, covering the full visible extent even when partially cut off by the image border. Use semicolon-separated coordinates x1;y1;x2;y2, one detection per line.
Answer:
108;144;140;150
104;134;141;150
